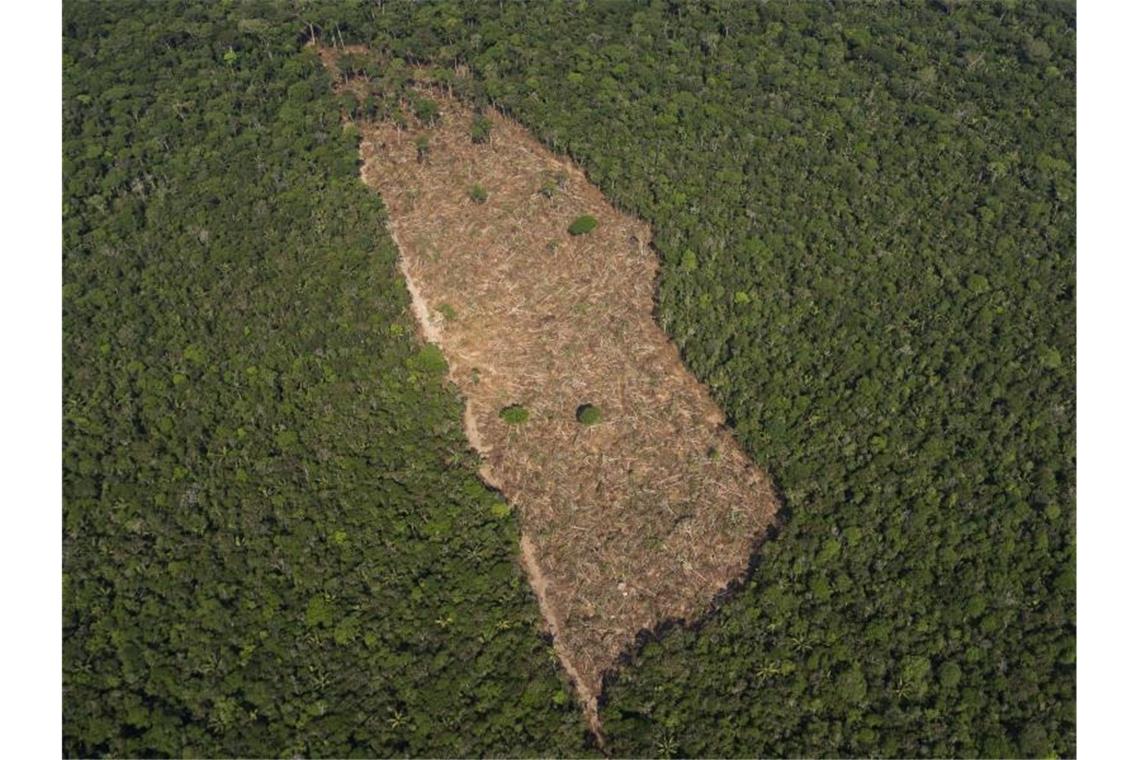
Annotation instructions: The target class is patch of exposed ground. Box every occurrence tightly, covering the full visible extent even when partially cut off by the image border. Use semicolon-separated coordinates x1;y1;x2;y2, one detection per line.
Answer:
320;48;780;739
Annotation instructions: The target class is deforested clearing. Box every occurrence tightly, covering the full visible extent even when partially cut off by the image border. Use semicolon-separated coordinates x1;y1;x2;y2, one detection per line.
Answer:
357;86;780;734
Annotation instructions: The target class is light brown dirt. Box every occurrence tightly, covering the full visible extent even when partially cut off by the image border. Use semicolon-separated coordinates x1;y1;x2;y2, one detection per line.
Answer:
317;47;780;741
518;533;604;738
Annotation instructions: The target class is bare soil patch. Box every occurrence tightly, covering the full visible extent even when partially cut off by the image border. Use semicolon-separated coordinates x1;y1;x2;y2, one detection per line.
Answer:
320;49;780;738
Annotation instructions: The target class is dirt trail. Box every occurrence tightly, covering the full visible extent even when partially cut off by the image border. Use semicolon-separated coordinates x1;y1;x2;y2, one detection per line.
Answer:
393;232;443;344
518;534;604;738
335;60;780;742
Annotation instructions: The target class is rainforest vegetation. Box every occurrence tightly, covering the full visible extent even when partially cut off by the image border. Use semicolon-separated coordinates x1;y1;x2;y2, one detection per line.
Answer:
62;4;584;756
63;1;1075;757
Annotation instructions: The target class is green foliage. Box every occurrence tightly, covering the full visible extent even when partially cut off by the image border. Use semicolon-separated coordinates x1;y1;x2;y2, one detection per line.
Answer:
62;3;585;756
408;343;448;375
437;303;458;321
680;249;698;273
413;96;440;125
939;661;963;690
471;113;492;143
468;183;488;203
499;405;529;424
541;170;569;199
414;134;430;162
836;667;868;706
305;595;334;629
576;404;602;426
567;215;598;236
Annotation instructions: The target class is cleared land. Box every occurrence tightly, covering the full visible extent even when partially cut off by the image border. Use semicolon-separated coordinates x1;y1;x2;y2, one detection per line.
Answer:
331;55;780;735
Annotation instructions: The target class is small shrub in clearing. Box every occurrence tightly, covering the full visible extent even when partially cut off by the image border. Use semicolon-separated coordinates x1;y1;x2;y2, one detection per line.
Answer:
471;114;492;143
576;404;602;425
413;96;440;126
541;171;568;198
568;215;598;235
407;344;447;375
469;184;488;204
499;404;529;424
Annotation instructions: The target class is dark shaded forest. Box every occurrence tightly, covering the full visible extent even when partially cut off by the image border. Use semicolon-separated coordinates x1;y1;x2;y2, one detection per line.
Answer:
64;1;1074;757
62;3;585;756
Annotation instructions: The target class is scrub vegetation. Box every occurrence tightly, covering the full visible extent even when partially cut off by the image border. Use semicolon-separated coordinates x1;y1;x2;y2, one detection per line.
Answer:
499;405;530;425
567;215;599;236
576;405;602;426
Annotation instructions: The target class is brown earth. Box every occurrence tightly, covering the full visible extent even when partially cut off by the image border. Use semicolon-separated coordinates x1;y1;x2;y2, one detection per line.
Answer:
317;47;780;740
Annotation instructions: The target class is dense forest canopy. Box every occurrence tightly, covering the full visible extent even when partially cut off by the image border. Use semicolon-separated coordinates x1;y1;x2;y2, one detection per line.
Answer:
63;1;1074;757
62;3;585;756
